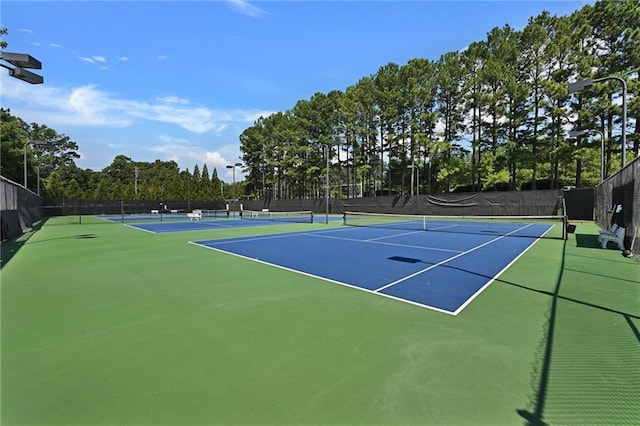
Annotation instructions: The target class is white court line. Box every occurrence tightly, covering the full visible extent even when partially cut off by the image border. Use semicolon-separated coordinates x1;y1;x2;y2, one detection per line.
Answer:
305;232;462;254
198;225;383;246
365;230;423;241
427;224;459;231
452;234;542;315
124;223;158;234
188;240;456;316
203;232;303;245
191;222;544;315
374;223;535;293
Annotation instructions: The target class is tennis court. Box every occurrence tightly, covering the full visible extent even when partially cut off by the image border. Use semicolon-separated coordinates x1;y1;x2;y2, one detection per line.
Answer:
2;214;639;425
124;210;316;233
192;214;559;314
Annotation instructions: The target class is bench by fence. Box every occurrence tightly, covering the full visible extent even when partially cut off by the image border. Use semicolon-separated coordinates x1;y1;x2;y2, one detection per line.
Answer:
599;226;625;249
187;210;202;221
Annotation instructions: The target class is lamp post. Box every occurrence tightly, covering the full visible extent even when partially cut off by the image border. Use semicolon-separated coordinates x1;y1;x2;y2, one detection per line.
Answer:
407;164;416;196
568;76;627;168
0;52;43;84
226;162;242;201
325;145;330;224
24;140;49;191
320;142;342;224
425;156;431;194
568;130;605;183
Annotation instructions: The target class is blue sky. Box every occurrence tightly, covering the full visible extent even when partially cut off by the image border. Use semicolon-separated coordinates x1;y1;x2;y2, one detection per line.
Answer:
1;0;592;182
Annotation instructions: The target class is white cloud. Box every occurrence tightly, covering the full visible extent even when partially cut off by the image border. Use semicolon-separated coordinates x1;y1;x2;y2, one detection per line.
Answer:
148;135;247;175
157;135;190;145
0;76;272;134
148;136;232;171
125;101;227;133
157;96;190;105
78;55;108;64
226;0;269;18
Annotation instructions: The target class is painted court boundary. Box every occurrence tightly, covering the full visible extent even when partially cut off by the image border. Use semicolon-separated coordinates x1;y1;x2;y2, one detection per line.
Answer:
189;225;546;315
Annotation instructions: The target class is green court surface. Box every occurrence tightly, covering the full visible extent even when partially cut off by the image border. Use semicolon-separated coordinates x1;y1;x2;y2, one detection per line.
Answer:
1;217;638;425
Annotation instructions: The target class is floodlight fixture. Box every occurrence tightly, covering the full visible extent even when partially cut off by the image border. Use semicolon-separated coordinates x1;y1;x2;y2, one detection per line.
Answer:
9;67;44;84
568;130;589;138
1;52;42;69
226;163;243;201
567;79;593;94
567;76;627;167
1;51;44;84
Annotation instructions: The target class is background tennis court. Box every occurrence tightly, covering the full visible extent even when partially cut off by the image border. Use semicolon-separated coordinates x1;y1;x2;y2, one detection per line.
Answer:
126;210;316;233
2;215;638;425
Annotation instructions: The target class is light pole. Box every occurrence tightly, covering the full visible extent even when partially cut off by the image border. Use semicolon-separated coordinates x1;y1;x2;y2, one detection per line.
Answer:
0;52;44;84
226;162;242;201
407;164;415;196
321;142;342;224
24;140;49;191
425;156;431;194
325;145;330;224
568;130;605;183
568;76;627;168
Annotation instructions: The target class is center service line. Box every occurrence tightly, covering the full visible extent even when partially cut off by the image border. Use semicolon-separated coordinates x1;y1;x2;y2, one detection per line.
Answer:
374;223;535;293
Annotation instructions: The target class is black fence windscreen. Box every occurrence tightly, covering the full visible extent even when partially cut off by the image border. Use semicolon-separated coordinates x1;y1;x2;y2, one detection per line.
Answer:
563;188;594;220
595;157;639;255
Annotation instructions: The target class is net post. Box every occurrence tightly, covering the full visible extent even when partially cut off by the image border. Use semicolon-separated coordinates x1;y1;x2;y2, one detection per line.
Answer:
563;215;568;240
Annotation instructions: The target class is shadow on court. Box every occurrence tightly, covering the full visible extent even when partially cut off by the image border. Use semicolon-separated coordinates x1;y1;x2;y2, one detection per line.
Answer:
0;219;47;270
389;243;640;425
574;233;602;249
1;221;97;270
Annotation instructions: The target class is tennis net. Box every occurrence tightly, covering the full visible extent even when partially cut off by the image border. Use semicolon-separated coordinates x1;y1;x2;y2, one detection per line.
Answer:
199;209;230;219
343;211;567;240
241;209;314;223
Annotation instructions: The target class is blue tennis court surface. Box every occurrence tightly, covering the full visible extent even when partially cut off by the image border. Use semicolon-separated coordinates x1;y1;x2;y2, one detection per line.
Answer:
123;214;330;233
127;218;272;233
191;225;548;315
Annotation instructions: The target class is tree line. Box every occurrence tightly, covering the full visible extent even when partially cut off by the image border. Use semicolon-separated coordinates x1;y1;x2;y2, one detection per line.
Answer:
239;0;638;199
2;1;638;202
0;109;230;201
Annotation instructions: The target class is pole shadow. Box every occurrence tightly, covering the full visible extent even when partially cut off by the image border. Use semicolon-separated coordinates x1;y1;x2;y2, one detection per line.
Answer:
389;240;639;425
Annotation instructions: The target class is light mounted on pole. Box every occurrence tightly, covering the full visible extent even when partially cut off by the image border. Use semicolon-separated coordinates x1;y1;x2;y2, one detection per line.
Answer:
226;162;243;202
567;76;627;168
567;79;594;94
24;140;50;191
1;52;44;84
320;141;341;224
